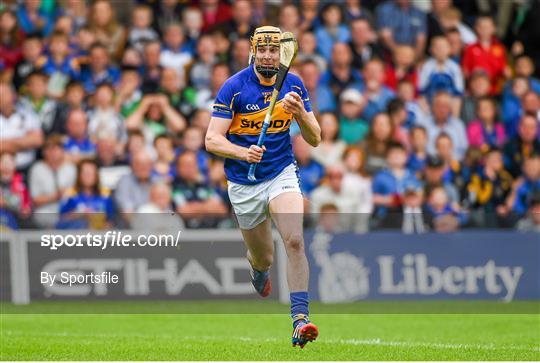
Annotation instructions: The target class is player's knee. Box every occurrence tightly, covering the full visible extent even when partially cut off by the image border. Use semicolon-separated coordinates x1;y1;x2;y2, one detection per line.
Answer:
284;233;304;254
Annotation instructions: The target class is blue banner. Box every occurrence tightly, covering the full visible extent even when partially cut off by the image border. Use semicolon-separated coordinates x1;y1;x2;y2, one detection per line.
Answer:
305;231;540;301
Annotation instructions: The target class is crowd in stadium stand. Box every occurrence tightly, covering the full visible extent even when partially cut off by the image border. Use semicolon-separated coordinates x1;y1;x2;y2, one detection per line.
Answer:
1;0;539;233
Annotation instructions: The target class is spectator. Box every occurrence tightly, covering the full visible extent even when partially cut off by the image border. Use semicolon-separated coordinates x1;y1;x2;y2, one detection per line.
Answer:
182;7;203;54
179;126;211;182
208;156;229;208
61;0;87;33
343;146;373;232
0;152;31;229
397;79;429;126
12;33;45;91
115;67;143;118
210;28;231;64
152;135;175;183
387;98;410;148
297;32;327;74
312;112;347;168
510;154;540;217
516;192;540;233
114;150;153;220
422;155;460;206
79;42;121;93
379;179;428;233
88;0;126;61
200;0;232;33
172;150;228;228
127;4;159;54
511;0;540;79
0;83;43;171
467;96;505;151
503;114;540;178
372;142;418;218
348;17;383;71
196;63;230;110
125;94;186;144
385;45;417;92
425;185;465;232
298;59;326;114
191;108;211;132
502;76;530;138
223;0;256;43
361;59;396;122
344;0;375;25
95;133;130;191
417;91;468;160
460;69;491;125
133;181;184;230
73;26;97;67
311;164;371;232
41;31;80;96
141;40;162;93
446;27;465;64
293;134;324;196
338;88;369;144
159;23;192;83
319;43;363;113
467;148;513;227
120;46;142;68
18;71;58;134
462;14;509;95
159;67;196;118
362;112;394;175
407;125;428;175
437;7;476;45
0;9;23;72
125;130;149;160
16;0;54;36
230;37;251;74
64;109;96;163
419;35;464;115
279;3;302;38
299;0;321;32
57;159;114;230
426;0;450;45
151;0;184;35
189;35;217;91
504;55;540;98
376;0;427;57
29;135;76;228
52;80;86;135
435;133;469;198
315;3;351;61
88;83;126;145
315;203;342;233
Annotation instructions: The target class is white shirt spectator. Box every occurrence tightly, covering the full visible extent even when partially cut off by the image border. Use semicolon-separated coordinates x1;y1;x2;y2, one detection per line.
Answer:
311;173;372;232
29;160;77;227
88;108;126;143
18;96;57;133
0;108;41;169
417;115;469;160
160;49;192;85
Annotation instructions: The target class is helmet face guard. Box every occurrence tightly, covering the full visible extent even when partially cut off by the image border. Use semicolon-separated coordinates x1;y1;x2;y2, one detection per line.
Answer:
250;26;281;78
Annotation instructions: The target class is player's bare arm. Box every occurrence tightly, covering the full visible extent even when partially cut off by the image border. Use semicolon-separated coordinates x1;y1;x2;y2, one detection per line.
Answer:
205;117;267;163
282;92;321;147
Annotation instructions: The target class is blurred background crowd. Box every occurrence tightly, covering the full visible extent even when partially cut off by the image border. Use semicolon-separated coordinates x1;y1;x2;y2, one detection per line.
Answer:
0;0;539;233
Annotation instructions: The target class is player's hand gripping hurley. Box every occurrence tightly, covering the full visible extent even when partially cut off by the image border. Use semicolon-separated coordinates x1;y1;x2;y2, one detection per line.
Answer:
247;32;298;182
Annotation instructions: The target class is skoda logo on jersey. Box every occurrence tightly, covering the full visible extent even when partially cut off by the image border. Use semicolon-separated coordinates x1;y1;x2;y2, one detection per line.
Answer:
246;104;260;111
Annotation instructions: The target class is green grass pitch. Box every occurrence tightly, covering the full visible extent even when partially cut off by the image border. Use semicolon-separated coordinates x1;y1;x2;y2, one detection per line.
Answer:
1;301;539;360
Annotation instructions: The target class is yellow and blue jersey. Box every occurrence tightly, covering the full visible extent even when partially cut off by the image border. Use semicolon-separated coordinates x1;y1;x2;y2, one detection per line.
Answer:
212;66;312;185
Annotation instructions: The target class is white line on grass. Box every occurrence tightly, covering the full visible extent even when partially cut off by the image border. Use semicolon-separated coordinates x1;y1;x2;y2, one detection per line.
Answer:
4;331;539;353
